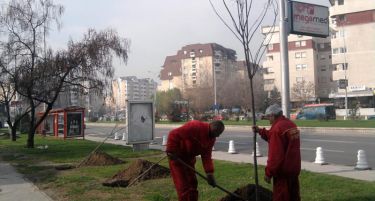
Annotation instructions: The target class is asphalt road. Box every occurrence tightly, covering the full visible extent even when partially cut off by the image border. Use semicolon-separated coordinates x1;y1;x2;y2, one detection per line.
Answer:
86;124;375;168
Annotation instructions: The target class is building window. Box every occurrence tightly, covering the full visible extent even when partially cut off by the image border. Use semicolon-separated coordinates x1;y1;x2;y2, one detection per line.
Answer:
296;64;307;70
329;55;332;59
320;65;327;71
333;63;348;71
339;30;345;37
295;41;301;47
264;79;275;85
267;55;274;61
192;80;196;84
319;43;325;49
337;14;346;22
338;0;344;5
320;55;326;60
340;47;347;53
301;52;307;58
301;41;306;46
295;52;301;58
268;44;274;50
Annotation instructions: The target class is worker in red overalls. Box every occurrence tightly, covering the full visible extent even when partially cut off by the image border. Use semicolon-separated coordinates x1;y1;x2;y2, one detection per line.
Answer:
253;104;301;201
166;120;225;201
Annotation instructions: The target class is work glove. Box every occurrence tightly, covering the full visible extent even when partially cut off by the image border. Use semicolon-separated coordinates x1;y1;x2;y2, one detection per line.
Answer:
252;126;260;133
166;152;178;161
264;175;271;184
206;173;216;187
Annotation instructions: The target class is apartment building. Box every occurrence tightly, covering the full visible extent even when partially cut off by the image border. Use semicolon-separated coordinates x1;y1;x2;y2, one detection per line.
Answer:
159;43;237;93
328;0;375;114
262;26;335;106
112;76;157;112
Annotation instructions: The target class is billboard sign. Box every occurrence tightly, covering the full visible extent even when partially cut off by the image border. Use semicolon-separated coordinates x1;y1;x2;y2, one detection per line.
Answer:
290;1;329;38
126;100;154;144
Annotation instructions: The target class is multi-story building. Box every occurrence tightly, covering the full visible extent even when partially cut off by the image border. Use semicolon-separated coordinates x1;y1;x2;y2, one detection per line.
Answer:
112;76;157;112
262;26;335;106
328;0;375;116
159;43;237;92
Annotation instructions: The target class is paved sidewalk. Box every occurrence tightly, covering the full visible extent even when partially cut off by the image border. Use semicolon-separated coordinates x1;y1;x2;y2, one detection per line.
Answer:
86;135;375;182
0;161;52;201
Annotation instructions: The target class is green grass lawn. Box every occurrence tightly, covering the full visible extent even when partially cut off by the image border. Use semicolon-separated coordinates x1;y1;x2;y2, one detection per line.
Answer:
1;135;374;201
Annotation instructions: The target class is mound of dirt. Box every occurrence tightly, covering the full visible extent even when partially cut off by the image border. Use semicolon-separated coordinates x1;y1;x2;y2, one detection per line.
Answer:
219;184;272;201
80;151;124;167
102;159;170;187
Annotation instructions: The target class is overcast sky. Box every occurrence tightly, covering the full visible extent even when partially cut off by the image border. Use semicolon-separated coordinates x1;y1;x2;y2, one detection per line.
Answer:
50;0;330;81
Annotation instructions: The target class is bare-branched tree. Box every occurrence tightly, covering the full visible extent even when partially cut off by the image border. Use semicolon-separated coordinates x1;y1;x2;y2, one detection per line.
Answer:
0;0;130;148
209;0;278;199
0;0;63;143
291;80;315;107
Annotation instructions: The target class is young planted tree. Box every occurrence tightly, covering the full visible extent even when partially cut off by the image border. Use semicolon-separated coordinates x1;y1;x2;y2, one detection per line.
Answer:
209;0;278;199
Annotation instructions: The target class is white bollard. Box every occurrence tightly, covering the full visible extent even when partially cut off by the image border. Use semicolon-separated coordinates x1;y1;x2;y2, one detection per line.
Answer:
355;150;371;170
162;135;167;146
114;132;120;140
251;142;262;157
122;132;126;141
228;140;237;154
314;147;327;165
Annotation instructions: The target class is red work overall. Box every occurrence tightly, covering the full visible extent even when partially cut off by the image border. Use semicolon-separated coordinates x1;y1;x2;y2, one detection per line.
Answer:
259;116;301;201
166;120;215;201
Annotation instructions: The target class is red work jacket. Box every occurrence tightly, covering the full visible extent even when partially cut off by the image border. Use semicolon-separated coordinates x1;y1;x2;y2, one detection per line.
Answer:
259;116;301;178
166;120;216;173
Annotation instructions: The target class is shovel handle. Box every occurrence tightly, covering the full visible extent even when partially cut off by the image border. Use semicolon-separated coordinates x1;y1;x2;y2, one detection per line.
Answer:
171;155;248;201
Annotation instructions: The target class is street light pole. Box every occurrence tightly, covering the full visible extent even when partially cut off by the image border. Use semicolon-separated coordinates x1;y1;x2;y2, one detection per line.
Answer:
279;0;290;118
213;65;218;115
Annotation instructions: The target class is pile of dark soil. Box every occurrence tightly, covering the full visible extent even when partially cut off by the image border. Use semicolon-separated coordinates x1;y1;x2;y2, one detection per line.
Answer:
102;159;170;187
80;151;124;167
219;184;272;201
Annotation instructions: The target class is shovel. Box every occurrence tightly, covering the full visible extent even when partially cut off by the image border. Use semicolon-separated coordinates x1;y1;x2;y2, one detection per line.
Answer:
171;154;248;201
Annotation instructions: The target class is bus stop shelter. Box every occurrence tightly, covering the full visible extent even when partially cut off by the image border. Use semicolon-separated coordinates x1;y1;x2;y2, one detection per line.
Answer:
37;106;85;139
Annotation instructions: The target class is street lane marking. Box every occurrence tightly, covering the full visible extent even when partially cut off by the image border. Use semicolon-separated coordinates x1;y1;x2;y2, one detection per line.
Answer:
302;139;356;144
301;147;345;153
216;140;251;145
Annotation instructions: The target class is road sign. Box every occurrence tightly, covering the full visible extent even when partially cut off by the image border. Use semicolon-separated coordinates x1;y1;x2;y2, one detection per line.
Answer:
338;79;348;89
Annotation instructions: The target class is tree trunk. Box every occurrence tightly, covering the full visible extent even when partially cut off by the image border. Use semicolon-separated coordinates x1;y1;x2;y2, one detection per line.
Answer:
27;99;36;148
11;126;17;141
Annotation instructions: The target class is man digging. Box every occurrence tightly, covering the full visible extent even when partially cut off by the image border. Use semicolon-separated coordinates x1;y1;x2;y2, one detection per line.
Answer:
166;120;225;201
